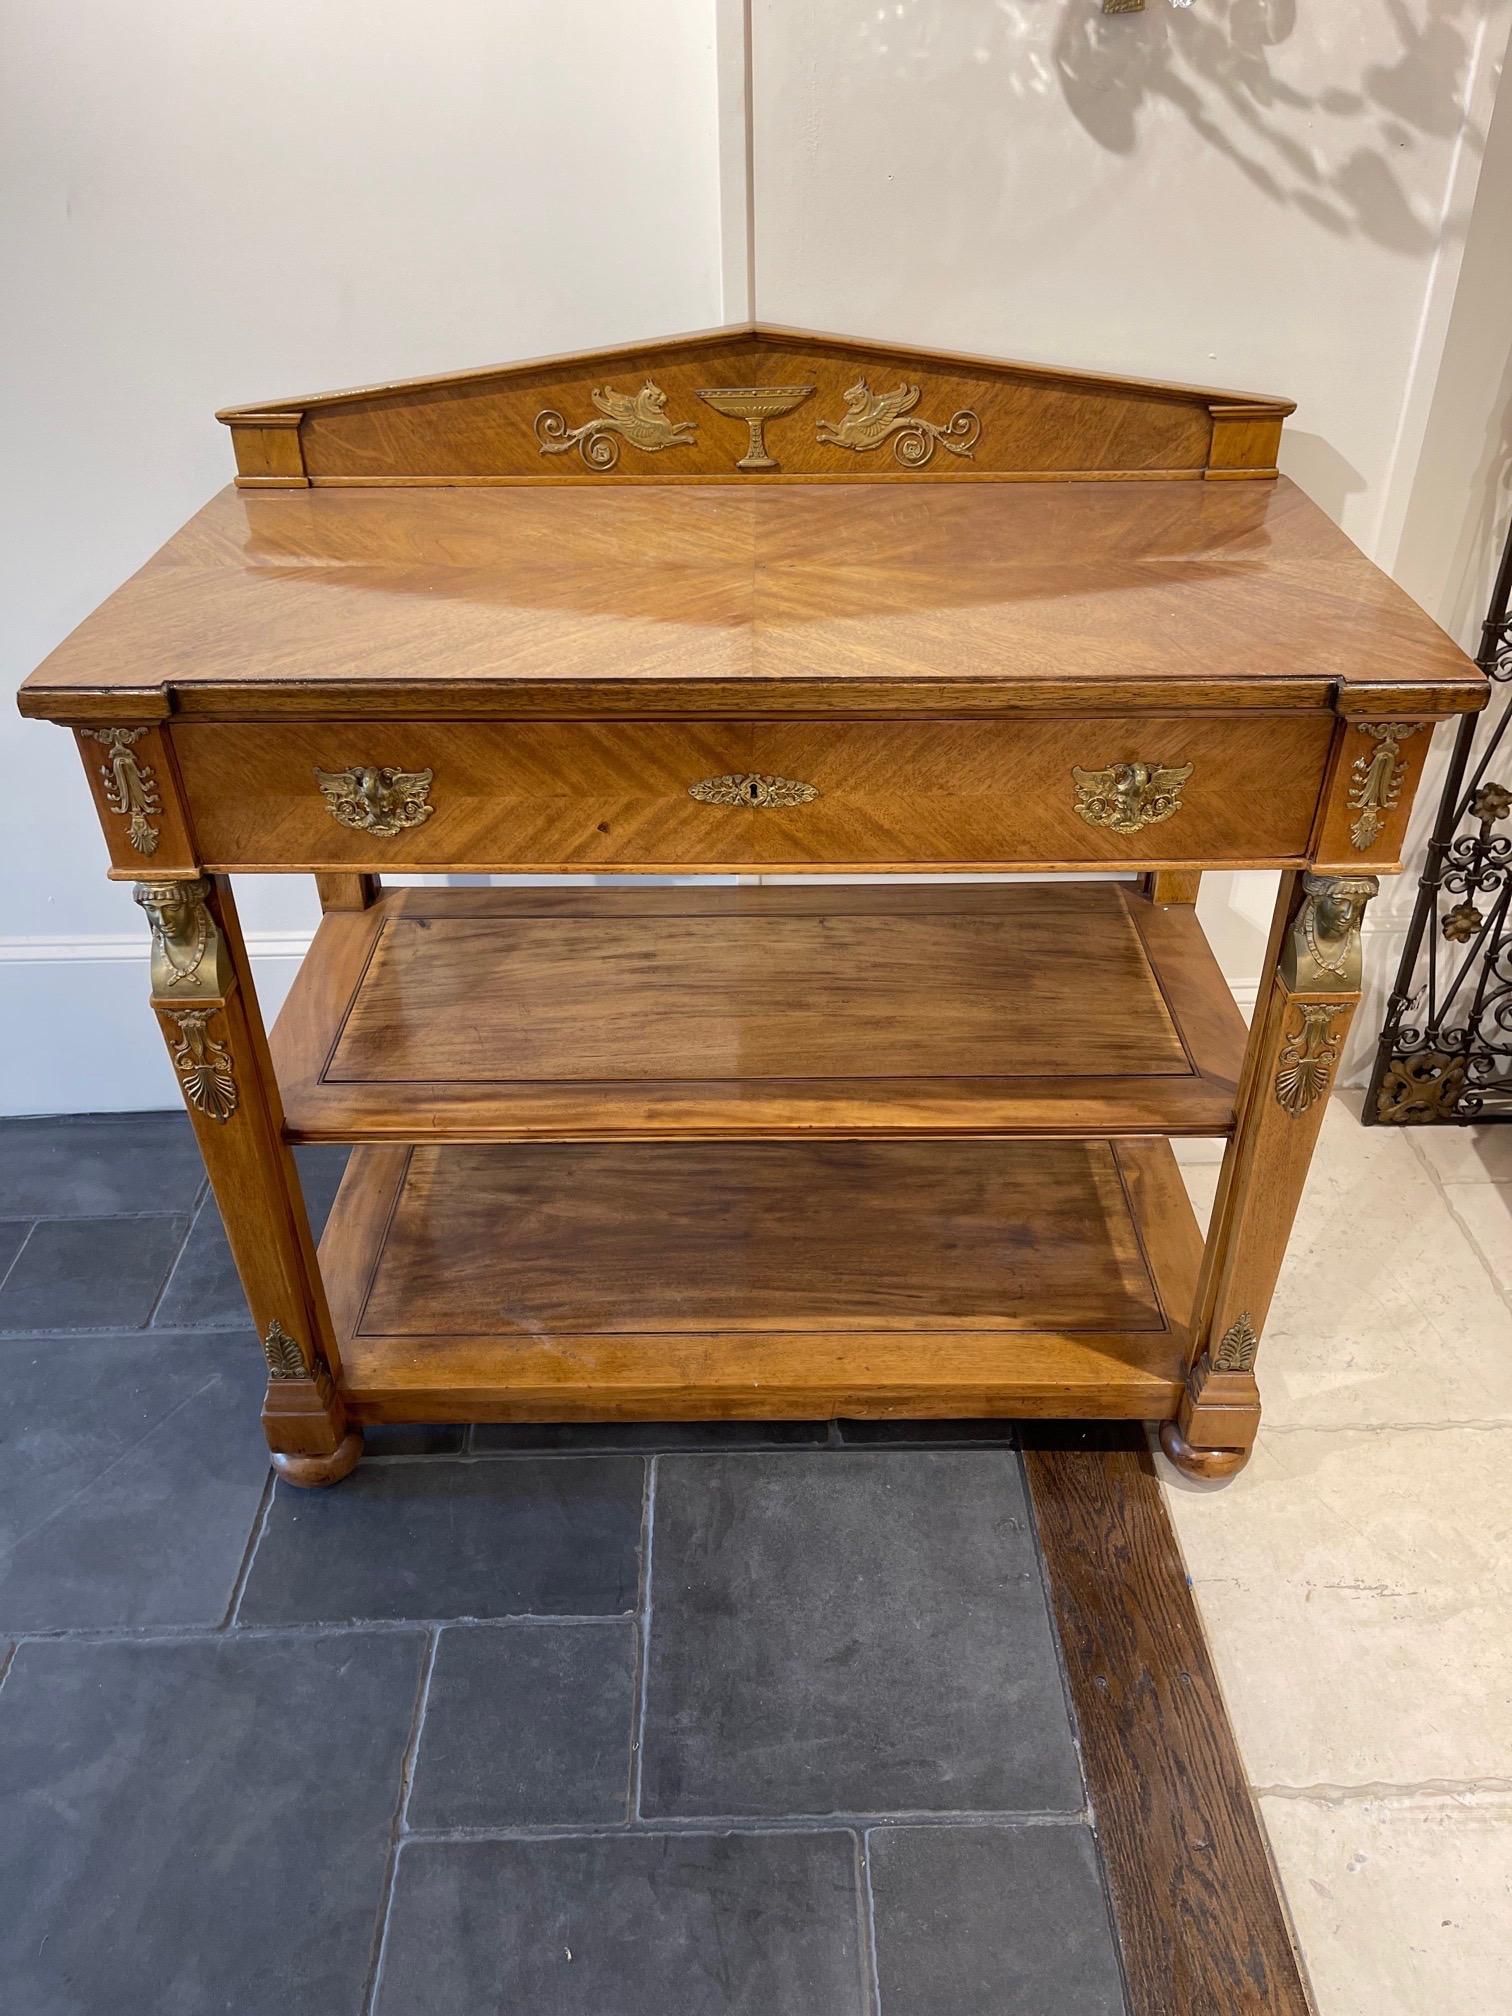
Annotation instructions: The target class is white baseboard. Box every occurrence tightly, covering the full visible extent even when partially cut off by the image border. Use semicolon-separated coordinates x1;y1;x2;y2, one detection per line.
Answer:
0;933;312;1117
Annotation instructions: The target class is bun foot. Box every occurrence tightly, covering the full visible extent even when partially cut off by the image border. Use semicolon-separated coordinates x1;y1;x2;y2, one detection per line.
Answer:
271;1430;363;1488
1159;1420;1250;1482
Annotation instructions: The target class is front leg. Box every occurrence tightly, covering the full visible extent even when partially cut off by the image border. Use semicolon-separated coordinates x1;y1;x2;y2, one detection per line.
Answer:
1162;870;1379;1480
134;873;361;1485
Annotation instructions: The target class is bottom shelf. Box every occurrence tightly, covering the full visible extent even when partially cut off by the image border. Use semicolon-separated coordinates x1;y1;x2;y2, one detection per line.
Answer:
318;1137;1203;1424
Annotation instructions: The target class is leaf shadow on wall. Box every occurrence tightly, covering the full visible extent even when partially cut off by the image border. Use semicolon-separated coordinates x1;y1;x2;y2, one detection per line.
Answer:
1050;0;1484;255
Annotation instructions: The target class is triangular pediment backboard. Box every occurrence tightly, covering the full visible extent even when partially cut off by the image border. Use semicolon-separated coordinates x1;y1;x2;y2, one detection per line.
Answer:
217;323;1294;489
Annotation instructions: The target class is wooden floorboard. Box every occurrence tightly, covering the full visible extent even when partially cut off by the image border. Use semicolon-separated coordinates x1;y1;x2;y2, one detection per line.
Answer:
1022;1424;1311;2016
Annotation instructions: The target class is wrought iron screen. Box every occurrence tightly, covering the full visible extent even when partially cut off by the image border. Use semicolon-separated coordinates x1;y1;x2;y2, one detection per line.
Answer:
1367;511;1512;1124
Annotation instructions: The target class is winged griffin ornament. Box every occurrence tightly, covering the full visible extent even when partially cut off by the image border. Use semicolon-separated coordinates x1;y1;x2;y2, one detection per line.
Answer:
534;381;697;469
815;378;981;467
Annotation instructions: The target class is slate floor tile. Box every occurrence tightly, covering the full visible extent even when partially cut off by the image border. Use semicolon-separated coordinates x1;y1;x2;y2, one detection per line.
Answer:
0;1212;188;1331
0;1221;28;1287
472;1419;830;1453
642;1450;1082;1818
0;1111;204;1216
0;1330;271;1631
238;1457;644;1624
408;1619;636;1827
365;1423;468;1456
868;1823;1126;2016
0;1631;425;2016
155;1146;350;1329
377;1832;866;2015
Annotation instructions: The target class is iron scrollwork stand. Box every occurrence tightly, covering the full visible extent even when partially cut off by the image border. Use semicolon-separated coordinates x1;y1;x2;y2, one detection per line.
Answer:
1367;509;1512;1124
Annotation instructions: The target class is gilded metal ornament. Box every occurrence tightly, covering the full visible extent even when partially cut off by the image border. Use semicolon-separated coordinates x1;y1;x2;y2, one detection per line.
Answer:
1374;1050;1468;1124
1071;759;1193;834
133;877;230;999
688;772;821;809
1280;872;1378;991
533;381;697;469
1441;900;1484;945
169;1008;238;1121
694;386;814;471
1468;780;1512;828
1347;722;1422;850
815;379;981;467
1275;1001;1344;1116
315;764;435;837
85;727;161;855
262;1319;308;1379
1212;1312;1259;1373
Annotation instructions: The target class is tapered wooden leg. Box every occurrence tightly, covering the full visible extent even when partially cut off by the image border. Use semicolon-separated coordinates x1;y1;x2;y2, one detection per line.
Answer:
135;873;360;1485
1164;870;1379;1481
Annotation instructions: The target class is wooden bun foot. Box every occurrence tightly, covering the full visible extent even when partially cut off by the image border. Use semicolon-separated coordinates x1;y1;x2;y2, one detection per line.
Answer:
1159;1420;1250;1482
271;1430;363;1488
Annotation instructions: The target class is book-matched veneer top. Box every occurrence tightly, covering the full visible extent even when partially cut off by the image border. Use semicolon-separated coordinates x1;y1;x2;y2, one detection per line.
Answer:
17;325;1482;724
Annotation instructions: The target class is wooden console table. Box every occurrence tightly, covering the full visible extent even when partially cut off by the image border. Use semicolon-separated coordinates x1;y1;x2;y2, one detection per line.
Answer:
18;326;1483;1484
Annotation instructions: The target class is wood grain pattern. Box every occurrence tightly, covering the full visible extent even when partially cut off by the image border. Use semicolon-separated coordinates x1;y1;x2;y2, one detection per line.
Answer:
269;882;1247;1141
1143;869;1202;904
144;877;357;1476
167;713;1335;874
19;478;1483;727
216;323;1291;487
320;1138;1199;1422
1023;1424;1311;2016
313;871;379;912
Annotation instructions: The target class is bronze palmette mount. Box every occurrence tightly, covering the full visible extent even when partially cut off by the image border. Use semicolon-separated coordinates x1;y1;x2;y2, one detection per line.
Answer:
1348;723;1421;850
169;1009;238;1122
1212;1312;1259;1373
1275;1003;1344;1117
262;1320;308;1378
86;727;161;855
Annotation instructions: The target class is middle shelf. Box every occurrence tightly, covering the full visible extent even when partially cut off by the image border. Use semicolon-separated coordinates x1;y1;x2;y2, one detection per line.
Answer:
270;880;1247;1142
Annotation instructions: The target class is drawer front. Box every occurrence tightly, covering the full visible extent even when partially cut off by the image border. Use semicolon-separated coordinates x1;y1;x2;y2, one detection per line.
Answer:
170;715;1335;871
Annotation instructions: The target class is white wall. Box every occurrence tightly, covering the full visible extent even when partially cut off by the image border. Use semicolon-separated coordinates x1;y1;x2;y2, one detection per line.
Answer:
750;0;1512;1024
4;0;1511;1110
0;0;728;1112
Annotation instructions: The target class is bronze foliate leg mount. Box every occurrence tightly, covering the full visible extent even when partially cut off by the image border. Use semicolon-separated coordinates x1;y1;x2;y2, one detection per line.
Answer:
135;875;360;1486
1162;872;1378;1482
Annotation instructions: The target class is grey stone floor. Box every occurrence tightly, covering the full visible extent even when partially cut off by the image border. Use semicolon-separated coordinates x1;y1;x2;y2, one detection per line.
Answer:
0;1113;1129;2016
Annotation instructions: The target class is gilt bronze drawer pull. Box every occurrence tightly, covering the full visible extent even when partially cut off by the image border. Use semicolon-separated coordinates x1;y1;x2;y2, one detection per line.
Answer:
688;772;820;809
315;764;435;837
1072;759;1193;834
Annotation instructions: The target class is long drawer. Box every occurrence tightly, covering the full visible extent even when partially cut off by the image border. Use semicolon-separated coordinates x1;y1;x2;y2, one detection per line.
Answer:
169;714;1336;871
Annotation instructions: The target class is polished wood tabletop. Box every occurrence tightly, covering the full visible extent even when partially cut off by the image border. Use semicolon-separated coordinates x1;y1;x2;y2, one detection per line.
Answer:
20;473;1481;724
